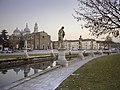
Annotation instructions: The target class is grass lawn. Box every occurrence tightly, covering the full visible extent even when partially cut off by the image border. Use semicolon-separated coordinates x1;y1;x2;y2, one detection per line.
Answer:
0;53;79;59
0;55;21;59
0;54;49;59
56;54;120;90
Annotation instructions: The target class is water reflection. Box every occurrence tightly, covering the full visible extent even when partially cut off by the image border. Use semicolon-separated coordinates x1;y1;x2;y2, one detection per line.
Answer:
1;69;8;74
0;60;56;88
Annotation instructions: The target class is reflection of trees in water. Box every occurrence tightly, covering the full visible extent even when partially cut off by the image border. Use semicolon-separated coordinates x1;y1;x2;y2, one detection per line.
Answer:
31;61;53;70
1;69;8;74
31;60;53;74
0;60;54;77
16;65;31;77
13;67;21;74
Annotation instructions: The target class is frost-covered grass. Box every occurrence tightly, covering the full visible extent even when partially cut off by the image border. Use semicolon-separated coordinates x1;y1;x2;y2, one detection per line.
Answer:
56;54;120;90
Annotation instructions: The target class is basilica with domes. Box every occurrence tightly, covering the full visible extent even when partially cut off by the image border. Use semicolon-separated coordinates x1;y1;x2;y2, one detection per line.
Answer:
13;23;32;36
9;23;51;50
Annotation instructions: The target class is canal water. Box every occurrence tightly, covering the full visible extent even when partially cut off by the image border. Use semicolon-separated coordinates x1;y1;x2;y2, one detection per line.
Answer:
0;60;56;88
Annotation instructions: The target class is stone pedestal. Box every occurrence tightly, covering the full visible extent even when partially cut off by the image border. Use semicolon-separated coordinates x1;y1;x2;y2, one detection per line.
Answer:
50;43;55;57
57;26;68;66
78;51;85;60
68;50;72;55
100;50;103;55
91;50;95;57
50;50;55;57
57;48;68;67
24;50;29;58
24;40;29;58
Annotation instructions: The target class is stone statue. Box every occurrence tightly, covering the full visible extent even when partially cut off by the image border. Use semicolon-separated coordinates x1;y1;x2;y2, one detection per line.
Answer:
57;26;68;66
58;26;65;48
58;26;65;42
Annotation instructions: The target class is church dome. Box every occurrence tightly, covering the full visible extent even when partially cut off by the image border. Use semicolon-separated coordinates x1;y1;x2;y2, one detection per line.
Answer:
24;23;30;33
13;27;21;35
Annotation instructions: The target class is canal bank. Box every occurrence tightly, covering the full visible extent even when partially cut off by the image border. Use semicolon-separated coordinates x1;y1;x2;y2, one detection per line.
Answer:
0;59;58;88
0;53;79;88
0;55;56;69
0;53;78;70
2;55;105;90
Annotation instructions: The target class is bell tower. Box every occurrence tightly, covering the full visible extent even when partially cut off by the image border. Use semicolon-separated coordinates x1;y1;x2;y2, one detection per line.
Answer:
34;22;38;33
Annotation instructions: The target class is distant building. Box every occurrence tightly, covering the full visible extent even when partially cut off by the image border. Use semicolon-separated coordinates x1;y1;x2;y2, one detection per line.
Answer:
65;40;79;50
13;27;21;36
9;27;22;50
31;31;51;50
9;23;51;50
96;40;120;50
82;39;96;50
52;41;59;49
52;36;120;50
52;36;96;50
24;23;30;35
34;23;38;33
9;25;120;51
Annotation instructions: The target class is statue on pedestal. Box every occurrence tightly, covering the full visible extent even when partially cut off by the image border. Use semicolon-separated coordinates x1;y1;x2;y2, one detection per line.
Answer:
78;35;85;60
57;26;68;67
58;26;65;49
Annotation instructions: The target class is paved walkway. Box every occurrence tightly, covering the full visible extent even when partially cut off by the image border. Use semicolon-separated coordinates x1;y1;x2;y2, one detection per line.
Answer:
6;55;103;90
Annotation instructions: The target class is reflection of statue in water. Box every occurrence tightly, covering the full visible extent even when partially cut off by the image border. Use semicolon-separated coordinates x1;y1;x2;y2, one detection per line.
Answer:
58;26;65;48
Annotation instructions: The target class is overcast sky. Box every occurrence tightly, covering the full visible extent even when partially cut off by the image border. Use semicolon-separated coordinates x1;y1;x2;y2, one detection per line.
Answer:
0;0;113;41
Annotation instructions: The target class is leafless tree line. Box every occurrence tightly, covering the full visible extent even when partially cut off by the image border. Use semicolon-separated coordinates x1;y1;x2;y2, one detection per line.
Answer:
74;0;120;37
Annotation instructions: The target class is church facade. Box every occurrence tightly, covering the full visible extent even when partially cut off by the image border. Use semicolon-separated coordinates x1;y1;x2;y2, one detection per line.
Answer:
9;23;51;50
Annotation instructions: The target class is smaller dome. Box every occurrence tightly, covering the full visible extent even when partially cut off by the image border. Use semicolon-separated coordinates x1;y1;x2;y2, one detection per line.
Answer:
24;23;30;32
24;27;30;32
13;27;21;35
13;27;21;33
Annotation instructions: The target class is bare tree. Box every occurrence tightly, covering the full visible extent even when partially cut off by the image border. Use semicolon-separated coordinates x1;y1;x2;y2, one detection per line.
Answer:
74;0;120;37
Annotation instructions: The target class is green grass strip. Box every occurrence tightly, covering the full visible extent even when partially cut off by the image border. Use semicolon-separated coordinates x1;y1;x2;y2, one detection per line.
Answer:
0;54;49;59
